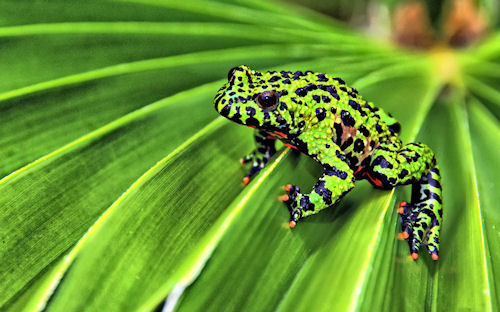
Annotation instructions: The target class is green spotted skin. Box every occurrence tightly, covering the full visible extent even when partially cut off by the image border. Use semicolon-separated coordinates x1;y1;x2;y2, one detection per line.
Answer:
214;65;443;260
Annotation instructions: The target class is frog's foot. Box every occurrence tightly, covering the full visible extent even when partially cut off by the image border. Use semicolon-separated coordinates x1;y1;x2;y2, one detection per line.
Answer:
240;152;271;185
398;200;441;261
278;184;302;228
239;129;276;185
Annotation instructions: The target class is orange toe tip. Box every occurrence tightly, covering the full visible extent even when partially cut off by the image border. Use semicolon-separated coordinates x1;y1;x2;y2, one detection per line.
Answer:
432;254;439;261
240;159;245;165
398;232;409;239
411;253;419;260
284;184;292;191
243;177;250;185
289;221;296;228
278;194;289;202
398;207;404;214
399;201;407;207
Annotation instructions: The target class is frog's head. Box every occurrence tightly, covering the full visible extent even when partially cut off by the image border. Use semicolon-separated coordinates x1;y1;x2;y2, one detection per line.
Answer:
214;65;299;134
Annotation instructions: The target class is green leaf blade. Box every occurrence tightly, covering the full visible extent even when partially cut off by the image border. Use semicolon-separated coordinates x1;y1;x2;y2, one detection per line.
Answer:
44;120;251;311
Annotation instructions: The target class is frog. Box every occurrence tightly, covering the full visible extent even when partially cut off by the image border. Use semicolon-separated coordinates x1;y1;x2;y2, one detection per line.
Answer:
214;65;443;260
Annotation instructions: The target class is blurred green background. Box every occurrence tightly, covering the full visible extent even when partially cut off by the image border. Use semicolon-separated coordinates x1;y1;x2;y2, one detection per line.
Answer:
0;0;499;311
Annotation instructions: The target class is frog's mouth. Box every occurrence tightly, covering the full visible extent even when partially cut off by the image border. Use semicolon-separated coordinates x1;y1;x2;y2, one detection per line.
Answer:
213;85;227;112
214;92;265;130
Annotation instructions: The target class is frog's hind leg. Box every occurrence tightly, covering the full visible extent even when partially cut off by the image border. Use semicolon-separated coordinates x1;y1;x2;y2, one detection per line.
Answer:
366;142;443;260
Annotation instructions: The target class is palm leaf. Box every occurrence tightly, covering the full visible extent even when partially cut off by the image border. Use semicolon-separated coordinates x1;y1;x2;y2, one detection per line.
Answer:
0;0;498;311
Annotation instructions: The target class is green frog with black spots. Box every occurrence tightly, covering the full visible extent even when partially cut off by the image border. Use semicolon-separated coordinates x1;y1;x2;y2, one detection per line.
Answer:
214;65;443;260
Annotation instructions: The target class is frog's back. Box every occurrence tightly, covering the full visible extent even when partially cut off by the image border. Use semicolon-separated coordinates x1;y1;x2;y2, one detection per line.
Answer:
287;71;402;168
278;71;397;132
297;72;397;132
309;71;400;135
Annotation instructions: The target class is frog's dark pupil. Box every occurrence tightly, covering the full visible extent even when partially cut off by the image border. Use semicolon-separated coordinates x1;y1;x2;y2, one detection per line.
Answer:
257;91;278;109
228;67;239;80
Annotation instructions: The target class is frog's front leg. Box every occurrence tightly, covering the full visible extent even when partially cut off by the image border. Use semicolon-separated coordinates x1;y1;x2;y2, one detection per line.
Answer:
240;129;276;184
279;143;355;227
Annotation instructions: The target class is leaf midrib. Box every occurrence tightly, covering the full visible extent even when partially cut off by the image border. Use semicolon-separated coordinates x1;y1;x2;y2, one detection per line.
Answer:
156;148;291;312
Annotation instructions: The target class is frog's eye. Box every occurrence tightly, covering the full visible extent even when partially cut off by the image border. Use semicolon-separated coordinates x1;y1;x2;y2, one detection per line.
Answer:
227;67;239;81
256;90;279;109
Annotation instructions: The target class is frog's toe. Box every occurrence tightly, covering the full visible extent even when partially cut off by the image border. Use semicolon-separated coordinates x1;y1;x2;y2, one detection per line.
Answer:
278;194;289;202
398;201;407;214
241;162;265;185
240;153;254;165
279;184;300;204
282;184;301;198
240;157;252;166
288;209;302;228
279;184;300;214
425;220;440;260
409;226;424;259
398;228;422;260
398;230;409;240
